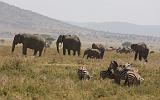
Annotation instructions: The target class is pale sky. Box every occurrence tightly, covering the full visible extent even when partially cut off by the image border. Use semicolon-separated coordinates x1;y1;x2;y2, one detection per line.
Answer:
1;0;160;25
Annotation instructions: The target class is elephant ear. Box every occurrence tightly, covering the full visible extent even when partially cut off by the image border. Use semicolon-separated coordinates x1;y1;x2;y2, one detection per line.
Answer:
131;44;137;50
57;35;64;43
62;35;65;41
92;43;96;49
19;34;24;43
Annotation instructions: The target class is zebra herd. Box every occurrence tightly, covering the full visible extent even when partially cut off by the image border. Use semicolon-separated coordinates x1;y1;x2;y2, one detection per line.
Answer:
78;60;144;87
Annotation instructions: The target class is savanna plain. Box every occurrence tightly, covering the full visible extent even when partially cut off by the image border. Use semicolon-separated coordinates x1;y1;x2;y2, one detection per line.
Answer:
0;43;160;100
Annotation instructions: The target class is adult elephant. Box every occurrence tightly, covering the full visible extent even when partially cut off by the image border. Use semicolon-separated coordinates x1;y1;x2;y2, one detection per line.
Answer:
12;33;45;56
131;43;149;62
83;48;101;59
56;35;81;56
92;43;105;59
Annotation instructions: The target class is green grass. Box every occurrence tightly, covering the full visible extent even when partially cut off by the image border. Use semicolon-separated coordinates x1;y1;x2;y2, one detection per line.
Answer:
0;46;160;100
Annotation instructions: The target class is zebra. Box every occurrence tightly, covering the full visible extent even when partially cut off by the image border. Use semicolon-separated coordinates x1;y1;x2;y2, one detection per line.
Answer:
125;70;144;86
77;66;91;80
108;60;142;85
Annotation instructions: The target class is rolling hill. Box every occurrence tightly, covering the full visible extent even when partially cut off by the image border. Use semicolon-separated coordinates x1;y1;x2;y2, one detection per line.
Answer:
69;22;160;37
0;1;98;36
0;1;160;49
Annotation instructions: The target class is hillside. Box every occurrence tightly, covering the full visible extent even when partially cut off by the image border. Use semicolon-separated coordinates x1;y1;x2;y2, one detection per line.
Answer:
0;1;160;49
0;1;97;35
69;22;160;37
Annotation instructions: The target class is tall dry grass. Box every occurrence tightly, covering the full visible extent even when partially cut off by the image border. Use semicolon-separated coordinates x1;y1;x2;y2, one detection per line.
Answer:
0;46;159;100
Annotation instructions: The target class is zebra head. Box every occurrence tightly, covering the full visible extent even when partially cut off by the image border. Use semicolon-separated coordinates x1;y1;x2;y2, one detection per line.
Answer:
77;66;91;80
108;60;118;73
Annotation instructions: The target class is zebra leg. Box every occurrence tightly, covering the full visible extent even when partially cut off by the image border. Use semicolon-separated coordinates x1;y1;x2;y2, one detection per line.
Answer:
86;75;90;80
124;75;130;86
115;77;120;84
124;79;128;86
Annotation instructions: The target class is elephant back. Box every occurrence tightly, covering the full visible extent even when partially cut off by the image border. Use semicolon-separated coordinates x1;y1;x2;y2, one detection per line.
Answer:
92;43;104;50
137;43;148;49
131;43;149;51
64;35;80;42
22;33;45;45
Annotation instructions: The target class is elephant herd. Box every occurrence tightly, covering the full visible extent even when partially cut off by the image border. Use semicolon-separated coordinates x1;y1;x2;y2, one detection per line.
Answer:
11;33;150;62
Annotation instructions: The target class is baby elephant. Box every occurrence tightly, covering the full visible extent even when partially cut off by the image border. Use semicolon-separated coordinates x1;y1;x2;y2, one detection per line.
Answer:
83;48;101;59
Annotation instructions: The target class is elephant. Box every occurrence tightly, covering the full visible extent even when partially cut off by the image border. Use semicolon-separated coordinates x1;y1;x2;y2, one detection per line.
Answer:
83;48;101;59
92;43;105;59
56;35;81;56
131;43;149;62
12;33;45;56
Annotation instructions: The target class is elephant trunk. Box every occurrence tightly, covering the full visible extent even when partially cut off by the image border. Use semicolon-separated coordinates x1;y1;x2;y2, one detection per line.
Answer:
12;42;15;52
56;41;60;53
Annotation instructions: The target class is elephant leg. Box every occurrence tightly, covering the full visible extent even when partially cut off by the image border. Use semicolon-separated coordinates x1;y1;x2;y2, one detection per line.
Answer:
100;54;103;59
87;55;89;59
144;49;149;62
134;51;138;60
96;56;98;59
100;51;104;59
78;50;80;56
98;54;101;59
100;54;102;59
39;49;43;57
68;49;71;55
33;50;38;56
139;51;142;61
22;45;27;55
73;50;76;56
63;48;66;55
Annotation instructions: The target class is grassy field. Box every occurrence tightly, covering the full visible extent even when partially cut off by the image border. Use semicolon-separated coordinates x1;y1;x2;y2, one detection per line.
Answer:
0;45;160;100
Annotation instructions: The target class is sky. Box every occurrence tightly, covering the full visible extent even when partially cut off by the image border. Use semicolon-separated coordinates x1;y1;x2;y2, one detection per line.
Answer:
0;0;160;25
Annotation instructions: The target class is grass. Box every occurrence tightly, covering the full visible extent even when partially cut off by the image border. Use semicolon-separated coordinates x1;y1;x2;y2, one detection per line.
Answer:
0;45;160;100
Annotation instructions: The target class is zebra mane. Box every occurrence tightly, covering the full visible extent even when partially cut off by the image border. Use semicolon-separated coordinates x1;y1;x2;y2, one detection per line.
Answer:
111;60;118;68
